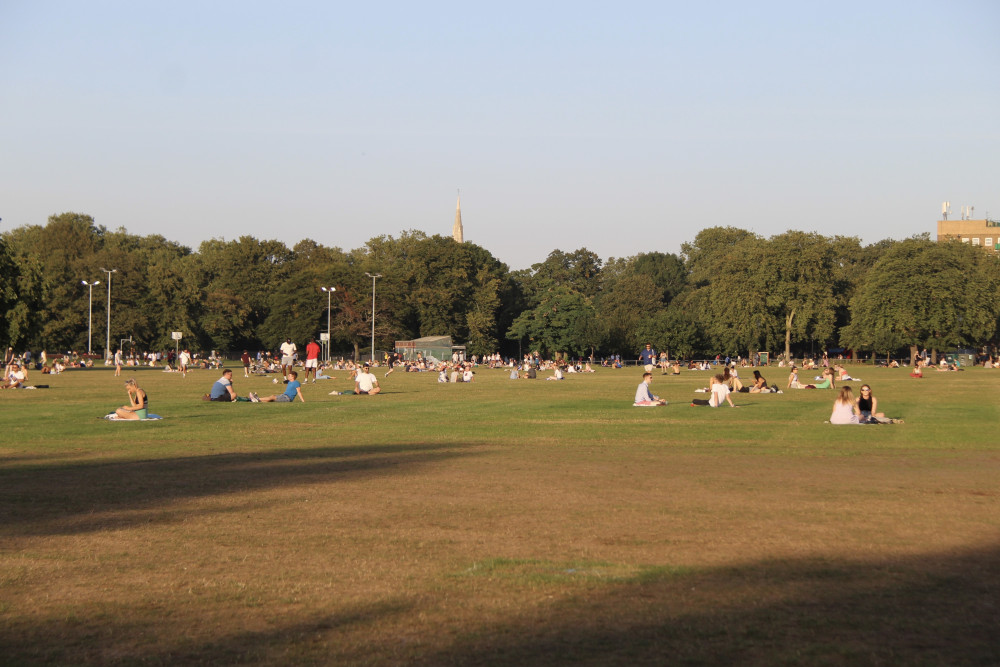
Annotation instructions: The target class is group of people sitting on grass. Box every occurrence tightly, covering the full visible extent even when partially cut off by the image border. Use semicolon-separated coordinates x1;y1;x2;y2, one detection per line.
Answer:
197;364;385;403
786;366;837;390
438;362;476;383
631;365;899;423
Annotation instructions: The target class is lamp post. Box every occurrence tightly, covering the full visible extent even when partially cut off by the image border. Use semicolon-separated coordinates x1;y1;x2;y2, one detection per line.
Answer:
81;280;101;355
320;286;336;362
99;267;117;361
364;272;382;363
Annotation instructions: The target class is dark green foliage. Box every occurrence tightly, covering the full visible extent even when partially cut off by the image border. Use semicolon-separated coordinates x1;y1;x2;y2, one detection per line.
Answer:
3;214;997;361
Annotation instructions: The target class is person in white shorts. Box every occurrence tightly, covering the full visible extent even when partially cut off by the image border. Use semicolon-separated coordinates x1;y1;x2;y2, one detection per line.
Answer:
279;338;297;381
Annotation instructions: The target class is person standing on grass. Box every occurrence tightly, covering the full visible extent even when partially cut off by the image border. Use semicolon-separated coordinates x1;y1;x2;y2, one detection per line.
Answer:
241;350;252;377
279;338;297;382
303;338;321;383
634;372;667;406
255;371;306;403
177;348;191;378
113;348;123;376
639;344;656;372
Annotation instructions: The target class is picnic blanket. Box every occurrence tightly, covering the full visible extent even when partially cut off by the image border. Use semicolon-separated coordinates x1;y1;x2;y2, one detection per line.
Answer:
103;413;163;421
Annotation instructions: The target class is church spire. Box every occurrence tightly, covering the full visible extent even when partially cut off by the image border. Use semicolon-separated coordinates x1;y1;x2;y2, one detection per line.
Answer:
453;190;464;243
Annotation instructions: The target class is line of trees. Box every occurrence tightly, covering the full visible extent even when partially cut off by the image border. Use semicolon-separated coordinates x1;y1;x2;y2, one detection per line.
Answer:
2;213;998;363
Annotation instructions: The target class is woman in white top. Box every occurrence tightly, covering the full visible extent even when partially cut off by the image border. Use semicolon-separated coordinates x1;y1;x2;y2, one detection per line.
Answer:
829;386;861;424
692;374;738;407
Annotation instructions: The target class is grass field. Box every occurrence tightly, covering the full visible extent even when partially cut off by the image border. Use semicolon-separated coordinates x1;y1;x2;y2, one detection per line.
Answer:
1;362;998;666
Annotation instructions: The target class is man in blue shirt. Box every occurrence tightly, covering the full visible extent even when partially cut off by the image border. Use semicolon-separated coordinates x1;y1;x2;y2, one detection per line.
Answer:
204;369;237;402
634;372;666;406
256;371;306;403
639;344;656;370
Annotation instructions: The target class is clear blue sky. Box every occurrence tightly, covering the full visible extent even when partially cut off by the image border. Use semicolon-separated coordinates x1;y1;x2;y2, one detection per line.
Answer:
2;1;997;270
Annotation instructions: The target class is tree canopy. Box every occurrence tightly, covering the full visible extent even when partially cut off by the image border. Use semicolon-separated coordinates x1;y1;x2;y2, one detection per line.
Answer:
3;213;998;361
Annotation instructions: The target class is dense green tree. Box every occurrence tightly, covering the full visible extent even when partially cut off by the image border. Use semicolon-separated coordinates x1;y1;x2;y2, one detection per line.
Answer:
3;213;105;351
466;267;501;356
0;235;27;347
517;248;603;303
507;285;598;358
6;211;999;367
636;300;702;359
598;273;663;355
633;251;688;305
195;236;293;350
682;226;761;288
765;231;840;361
841;238;1000;364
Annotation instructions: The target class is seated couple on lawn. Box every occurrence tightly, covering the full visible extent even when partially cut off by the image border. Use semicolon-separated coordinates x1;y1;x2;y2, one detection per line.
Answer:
203;369;305;403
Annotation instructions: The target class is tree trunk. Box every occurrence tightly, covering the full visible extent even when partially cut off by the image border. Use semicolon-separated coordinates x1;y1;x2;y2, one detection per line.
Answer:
784;309;795;362
353;341;360;363
909;345;919;368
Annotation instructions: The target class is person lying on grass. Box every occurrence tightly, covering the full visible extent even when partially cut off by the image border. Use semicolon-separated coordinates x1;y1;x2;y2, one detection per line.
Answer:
253;371;305;403
634;372;667;406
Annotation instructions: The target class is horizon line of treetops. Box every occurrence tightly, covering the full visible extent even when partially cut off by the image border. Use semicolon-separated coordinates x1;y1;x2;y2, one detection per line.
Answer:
2;212;998;365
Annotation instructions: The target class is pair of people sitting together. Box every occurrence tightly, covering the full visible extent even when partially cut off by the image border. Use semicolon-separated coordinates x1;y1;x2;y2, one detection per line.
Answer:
203;369;305;403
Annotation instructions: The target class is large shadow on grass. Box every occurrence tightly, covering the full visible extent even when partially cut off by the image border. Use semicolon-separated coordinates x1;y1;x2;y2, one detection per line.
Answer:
2;543;997;665
0;442;475;537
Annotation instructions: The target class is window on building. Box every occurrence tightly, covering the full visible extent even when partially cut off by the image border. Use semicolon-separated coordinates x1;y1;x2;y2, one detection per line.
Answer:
972;237;981;245
987;238;993;248
962;237;970;243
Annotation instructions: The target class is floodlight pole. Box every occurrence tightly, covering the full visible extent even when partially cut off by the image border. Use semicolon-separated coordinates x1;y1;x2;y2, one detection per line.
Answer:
321;286;336;362
364;272;382;363
99;268;117;362
81;280;101;355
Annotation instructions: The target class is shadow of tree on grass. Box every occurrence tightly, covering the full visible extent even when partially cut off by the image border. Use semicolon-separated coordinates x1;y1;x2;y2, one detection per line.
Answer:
2;542;996;666
0;443;476;537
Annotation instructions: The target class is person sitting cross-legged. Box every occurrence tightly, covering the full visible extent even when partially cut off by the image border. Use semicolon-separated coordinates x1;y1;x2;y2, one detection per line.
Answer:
2;363;26;389
634;372;667;406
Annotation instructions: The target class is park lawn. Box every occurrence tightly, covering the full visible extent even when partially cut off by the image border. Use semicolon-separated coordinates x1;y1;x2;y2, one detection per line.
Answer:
0;363;998;665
